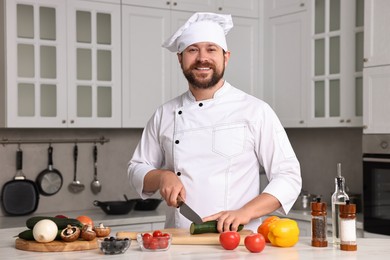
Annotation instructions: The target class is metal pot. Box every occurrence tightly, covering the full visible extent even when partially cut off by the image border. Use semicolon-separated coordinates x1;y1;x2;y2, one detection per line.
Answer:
93;200;136;215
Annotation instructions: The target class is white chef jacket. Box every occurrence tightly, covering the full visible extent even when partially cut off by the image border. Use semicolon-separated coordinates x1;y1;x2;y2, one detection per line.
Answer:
128;81;301;232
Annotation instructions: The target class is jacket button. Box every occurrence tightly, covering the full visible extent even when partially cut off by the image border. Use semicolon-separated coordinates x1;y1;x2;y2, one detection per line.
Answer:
178;110;182;115
175;140;179;144
199;103;203;107
177;172;181;176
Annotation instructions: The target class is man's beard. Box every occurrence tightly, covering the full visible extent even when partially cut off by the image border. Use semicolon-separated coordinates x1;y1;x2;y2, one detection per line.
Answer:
182;61;225;89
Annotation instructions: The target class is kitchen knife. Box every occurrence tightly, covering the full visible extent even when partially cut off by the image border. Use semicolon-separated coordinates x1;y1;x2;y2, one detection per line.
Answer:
177;196;203;224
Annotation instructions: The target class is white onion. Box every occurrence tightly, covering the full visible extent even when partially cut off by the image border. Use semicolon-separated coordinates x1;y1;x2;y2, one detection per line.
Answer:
32;219;58;243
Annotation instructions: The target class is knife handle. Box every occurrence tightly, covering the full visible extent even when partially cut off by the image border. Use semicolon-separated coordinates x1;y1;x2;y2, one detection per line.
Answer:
176;195;184;208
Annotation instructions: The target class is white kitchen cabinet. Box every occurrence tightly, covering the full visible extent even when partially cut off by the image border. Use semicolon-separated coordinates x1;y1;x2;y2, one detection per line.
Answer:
363;0;390;67
307;0;363;128
263;10;309;127
363;66;390;134
265;0;307;18
1;0;121;128
215;0;259;18
122;5;260;127
121;6;173;128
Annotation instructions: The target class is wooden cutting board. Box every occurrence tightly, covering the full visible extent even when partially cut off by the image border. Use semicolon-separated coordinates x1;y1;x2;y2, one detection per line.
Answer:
116;228;253;245
15;238;98;252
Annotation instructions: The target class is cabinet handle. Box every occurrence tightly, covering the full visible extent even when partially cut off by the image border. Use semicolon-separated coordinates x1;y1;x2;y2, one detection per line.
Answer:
70;120;74;124
363;125;368;129
299;120;304;124
363;58;368;62
346;119;351;123
340;119;345;123
300;3;305;7
173;2;177;6
218;7;222;11
166;1;170;5
62;120;66;124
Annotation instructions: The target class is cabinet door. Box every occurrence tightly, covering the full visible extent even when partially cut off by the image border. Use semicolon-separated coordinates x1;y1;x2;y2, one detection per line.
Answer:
5;0;67;127
225;16;260;97
216;0;259;18
122;6;171;128
263;11;309;127
67;0;121;127
265;0;307;18
363;66;390;134
364;0;390;67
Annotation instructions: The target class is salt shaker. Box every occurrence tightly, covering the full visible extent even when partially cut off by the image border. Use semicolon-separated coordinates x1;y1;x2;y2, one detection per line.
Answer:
339;200;357;251
311;197;328;247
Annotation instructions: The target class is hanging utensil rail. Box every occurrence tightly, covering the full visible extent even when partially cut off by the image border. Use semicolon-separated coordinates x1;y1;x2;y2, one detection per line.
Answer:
0;136;109;146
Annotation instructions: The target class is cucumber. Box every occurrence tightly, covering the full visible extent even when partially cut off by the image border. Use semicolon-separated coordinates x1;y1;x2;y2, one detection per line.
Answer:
190;220;244;234
26;216;83;230
17;229;63;241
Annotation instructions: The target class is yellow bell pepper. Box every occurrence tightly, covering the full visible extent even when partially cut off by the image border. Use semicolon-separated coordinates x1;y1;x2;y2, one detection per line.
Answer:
268;218;300;247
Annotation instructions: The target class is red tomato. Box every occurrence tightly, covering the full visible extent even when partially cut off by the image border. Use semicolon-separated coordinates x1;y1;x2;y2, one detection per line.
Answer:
142;233;153;249
219;231;241;250
244;233;266;253
153;230;163;237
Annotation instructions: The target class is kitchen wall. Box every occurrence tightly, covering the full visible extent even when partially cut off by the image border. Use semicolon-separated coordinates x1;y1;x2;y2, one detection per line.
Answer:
0;127;362;216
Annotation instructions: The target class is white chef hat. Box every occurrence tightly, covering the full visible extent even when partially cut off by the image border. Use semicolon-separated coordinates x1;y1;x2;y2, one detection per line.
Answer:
162;12;233;53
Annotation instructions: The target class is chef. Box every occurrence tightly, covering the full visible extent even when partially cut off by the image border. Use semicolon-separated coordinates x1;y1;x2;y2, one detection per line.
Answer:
128;12;302;232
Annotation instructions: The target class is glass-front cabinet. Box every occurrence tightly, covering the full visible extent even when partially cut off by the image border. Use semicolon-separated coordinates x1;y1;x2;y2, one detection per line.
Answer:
309;0;364;127
2;0;121;128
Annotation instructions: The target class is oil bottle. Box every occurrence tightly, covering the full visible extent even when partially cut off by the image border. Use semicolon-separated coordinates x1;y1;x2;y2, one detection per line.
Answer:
331;163;349;246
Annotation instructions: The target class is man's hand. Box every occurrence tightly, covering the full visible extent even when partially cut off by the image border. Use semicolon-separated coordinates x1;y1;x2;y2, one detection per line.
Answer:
202;209;252;232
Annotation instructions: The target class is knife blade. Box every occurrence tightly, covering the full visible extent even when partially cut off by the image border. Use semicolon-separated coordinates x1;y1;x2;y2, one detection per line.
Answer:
177;196;203;224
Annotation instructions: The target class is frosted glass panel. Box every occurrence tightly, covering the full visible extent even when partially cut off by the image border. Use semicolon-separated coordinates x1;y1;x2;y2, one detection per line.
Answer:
18;83;35;116
315;39;325;76
77;11;91;43
97;50;111;81
41;84;57;117
329;79;340;117
97;13;111;44
315;0;325;34
77;48;92;80
330;0;340;31
355;32;364;72
329;36;340;74
355;77;363;117
97;87;112;117
77;85;92;117
356;0;364;27
315;81;325;117
18;44;35;77
40;46;56;79
40;7;56;40
17;4;34;38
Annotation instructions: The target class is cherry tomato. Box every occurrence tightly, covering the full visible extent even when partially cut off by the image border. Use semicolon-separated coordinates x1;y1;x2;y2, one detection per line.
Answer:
219;231;241;250
148;237;159;249
158;237;169;249
244;233;266;253
162;233;170;238
142;233;153;249
153;230;163;237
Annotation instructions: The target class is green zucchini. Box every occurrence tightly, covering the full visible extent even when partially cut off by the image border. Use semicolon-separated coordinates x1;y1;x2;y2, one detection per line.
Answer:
190;220;244;234
17;229;63;241
26;216;83;230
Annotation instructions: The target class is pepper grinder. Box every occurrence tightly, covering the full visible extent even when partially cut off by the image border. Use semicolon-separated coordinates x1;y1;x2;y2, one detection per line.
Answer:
311;197;328;247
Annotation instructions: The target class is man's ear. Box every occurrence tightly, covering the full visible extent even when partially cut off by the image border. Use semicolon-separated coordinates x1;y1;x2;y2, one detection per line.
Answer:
177;52;183;65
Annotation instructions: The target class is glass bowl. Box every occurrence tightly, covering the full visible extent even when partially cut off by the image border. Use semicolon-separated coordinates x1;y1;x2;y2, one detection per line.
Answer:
98;237;131;254
136;232;172;252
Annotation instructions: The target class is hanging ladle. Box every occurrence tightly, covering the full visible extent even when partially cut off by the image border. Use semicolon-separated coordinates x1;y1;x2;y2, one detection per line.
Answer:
68;143;85;193
91;144;102;194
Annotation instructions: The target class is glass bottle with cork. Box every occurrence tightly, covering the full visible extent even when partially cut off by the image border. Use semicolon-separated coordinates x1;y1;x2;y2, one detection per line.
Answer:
331;163;349;246
339;200;357;251
311;197;328;247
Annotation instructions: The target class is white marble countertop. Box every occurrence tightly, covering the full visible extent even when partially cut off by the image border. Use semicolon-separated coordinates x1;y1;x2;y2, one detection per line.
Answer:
1;226;389;260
